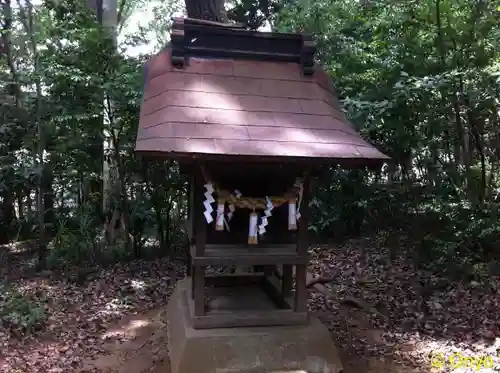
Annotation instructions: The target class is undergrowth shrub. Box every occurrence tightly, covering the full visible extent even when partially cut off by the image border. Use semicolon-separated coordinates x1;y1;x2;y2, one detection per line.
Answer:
45;197;185;270
46;204;134;270
309;167;500;278
47;204;102;269
0;283;46;335
366;189;499;276
419;201;500;277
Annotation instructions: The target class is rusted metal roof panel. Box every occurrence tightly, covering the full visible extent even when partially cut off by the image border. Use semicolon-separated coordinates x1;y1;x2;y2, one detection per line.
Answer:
136;48;388;161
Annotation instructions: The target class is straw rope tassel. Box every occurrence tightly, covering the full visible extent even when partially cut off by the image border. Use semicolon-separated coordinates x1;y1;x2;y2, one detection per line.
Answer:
288;197;297;230
248;210;258;244
215;198;225;231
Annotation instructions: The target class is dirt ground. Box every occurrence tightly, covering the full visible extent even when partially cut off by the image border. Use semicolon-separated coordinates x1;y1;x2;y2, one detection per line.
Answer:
75;307;412;373
1;236;499;373
76;308;419;373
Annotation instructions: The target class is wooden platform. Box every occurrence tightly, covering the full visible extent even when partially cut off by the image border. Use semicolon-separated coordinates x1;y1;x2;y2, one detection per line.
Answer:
187;274;308;329
190;244;308;266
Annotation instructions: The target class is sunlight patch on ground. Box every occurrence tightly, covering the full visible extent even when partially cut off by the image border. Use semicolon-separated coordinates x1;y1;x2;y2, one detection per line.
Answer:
98;298;134;318
0;240;37;253
412;336;500;372
101;318;152;339
15;278;56;295
130;279;147;290
414;336;500;355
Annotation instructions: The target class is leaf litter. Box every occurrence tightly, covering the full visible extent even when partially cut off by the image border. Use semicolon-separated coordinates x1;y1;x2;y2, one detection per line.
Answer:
308;236;500;373
0;258;181;373
0;236;498;373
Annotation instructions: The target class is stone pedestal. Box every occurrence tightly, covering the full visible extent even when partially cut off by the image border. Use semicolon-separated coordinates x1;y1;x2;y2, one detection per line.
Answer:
167;279;343;373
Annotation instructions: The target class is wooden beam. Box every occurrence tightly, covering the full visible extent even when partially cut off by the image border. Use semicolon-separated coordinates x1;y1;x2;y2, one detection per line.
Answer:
193;166;206;257
181;17;246;29
300;35;316;76
205;273;264;287
261;276;292;310
135;151;387;169
169;17;316;75
170;19;185;68
297;173;311;256
186;172;194;277
190;244;308;266
295;172;311;312
185;46;299;62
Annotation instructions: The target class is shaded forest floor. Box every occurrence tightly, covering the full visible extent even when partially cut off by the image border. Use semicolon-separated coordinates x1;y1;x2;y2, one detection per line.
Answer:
1;235;499;373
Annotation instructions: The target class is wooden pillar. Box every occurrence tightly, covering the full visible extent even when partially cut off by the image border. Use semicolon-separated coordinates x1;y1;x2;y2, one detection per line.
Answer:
192;166;206;315
282;265;293;297
186;171;193;277
194;167;206;257
189;169;196;298
295;174;310;312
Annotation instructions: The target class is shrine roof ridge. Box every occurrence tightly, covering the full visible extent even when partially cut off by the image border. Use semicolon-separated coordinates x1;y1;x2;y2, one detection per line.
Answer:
169;17;316;76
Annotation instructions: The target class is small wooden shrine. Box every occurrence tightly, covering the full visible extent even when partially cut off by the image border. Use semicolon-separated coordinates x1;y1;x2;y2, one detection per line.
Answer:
136;16;388;373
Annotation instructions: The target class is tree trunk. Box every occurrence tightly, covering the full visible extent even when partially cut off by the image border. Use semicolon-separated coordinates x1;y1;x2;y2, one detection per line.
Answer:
0;191;16;245
26;190;33;222
1;0;22;245
100;0;117;220
43;162;55;235
16;0;47;263
184;0;228;22
17;195;24;221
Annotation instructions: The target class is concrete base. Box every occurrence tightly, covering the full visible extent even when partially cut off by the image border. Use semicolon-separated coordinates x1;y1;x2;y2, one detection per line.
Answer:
167;279;343;373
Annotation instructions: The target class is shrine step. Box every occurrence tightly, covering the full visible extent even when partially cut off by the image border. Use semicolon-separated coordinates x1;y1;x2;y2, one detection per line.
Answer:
190;244;308;266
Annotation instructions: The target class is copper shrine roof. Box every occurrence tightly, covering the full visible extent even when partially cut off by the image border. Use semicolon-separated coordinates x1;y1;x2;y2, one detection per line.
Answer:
135;21;388;162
